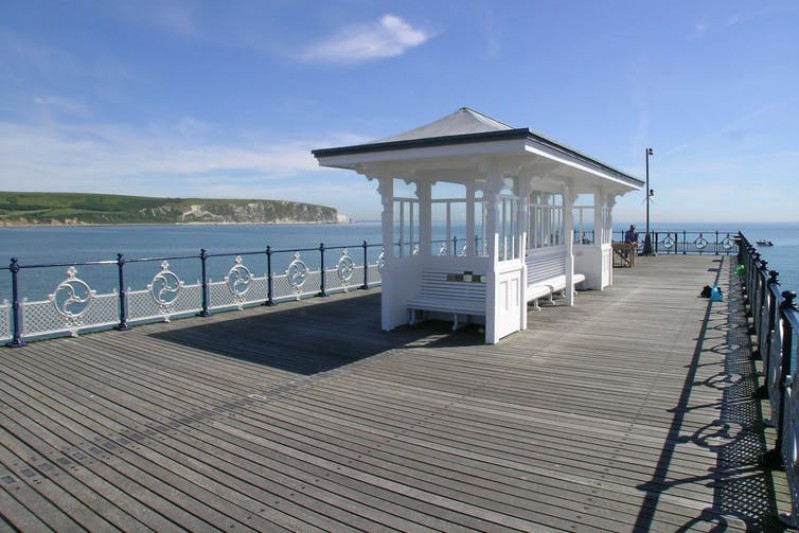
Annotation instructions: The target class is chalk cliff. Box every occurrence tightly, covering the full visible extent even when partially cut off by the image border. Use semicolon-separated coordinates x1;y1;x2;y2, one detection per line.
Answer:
0;192;339;225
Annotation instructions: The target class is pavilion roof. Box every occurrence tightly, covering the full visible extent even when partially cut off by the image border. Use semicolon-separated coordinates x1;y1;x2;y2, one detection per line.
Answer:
313;108;644;190
375;107;513;142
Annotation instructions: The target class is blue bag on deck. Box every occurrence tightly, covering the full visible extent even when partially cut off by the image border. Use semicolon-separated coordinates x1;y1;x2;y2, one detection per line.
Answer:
710;286;723;302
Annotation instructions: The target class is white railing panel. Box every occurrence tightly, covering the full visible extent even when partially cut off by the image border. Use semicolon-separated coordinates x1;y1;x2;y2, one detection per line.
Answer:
208;276;268;311
0;300;9;342
20;292;119;338
127;283;203;323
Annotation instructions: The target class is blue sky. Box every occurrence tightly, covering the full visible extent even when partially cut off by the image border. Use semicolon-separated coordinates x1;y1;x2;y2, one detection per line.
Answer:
1;1;797;225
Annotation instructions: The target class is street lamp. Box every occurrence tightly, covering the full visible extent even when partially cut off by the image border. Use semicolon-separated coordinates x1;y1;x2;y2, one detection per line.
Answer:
643;147;654;255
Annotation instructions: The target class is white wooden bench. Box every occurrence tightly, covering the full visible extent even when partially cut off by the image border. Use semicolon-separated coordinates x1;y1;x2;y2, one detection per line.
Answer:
527;254;585;310
407;270;487;330
527;273;586;309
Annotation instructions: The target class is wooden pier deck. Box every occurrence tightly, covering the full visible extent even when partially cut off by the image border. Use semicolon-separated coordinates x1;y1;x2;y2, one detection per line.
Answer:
0;255;790;531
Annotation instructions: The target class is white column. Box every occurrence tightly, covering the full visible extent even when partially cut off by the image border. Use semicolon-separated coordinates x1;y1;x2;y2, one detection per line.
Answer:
563;183;575;306
377;176;394;259
466;180;476;256
417;179;432;257
593;189;603;247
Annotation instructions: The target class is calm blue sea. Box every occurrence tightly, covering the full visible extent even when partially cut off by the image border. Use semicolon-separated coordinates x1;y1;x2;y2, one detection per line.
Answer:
647;221;799;290
0;221;796;301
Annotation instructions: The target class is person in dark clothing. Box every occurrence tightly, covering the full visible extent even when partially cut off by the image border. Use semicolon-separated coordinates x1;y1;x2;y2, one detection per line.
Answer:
624;224;638;245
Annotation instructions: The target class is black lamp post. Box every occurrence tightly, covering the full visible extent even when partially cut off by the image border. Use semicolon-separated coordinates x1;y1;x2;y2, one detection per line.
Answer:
643;147;654;255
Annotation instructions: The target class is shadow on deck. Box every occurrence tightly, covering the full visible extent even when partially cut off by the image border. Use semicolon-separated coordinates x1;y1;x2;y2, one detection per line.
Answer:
0;255;789;531
630;258;783;531
147;292;485;375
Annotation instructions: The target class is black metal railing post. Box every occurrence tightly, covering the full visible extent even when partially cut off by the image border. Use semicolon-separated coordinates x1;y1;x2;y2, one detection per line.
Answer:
753;259;768;339
361;240;369;290
763;290;797;469
755;270;780;399
116;253;129;331
748;252;762;316
199;249;211;317
7;258;25;348
682;231;687;255
318;243;327;297
265;246;275;306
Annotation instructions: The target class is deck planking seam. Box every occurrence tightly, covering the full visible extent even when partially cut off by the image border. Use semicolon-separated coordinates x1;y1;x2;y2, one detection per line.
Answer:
0;255;784;531
231;395;715;529
0;361;373;532
3;342;506;528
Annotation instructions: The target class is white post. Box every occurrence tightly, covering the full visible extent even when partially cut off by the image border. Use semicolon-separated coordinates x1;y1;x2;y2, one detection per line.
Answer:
377;177;394;259
465;180;476;256
417;180;432;257
485;169;500;343
563;184;575;306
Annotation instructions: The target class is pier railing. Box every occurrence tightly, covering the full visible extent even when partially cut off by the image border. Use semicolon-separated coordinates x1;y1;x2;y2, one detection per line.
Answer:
0;241;384;346
738;233;799;527
0;229;747;346
615;230;737;255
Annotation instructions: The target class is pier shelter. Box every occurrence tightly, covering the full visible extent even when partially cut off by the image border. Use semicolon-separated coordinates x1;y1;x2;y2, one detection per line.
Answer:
313;108;643;343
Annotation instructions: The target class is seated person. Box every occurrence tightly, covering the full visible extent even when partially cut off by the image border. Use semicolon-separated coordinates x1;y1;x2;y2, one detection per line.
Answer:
624;225;638;246
622;224;638;260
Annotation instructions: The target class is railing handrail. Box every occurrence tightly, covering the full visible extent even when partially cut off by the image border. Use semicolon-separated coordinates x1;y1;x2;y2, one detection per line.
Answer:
1;240;387;347
737;232;799;527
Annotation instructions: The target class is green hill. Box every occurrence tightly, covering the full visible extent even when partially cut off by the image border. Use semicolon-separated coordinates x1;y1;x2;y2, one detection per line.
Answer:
0;192;339;226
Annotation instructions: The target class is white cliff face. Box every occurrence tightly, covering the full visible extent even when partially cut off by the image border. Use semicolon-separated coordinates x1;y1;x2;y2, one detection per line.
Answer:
177;201;338;224
0;192;339;225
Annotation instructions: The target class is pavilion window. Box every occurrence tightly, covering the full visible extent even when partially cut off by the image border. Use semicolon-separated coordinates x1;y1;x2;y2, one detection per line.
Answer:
473;188;488;257
431;182;468;256
573;195;595;245
392;178;419;258
497;177;520;262
600;203;612;244
528;192;564;249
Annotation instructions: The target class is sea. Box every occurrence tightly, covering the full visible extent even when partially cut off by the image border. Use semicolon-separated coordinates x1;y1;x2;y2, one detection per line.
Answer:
0;221;796;302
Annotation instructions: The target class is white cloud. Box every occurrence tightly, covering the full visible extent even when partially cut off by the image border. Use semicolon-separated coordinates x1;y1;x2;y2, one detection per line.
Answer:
0;120;322;192
0;117;385;215
32;95;89;118
300;14;432;64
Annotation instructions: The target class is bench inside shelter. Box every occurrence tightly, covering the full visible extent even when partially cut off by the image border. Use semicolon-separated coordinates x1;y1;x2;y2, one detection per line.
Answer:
526;250;586;310
407;269;487;330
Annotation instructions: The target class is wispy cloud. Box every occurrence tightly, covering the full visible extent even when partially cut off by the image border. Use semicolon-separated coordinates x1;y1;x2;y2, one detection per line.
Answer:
151;3;198;36
94;1;199;38
0;118;382;215
300;14;433;64
0;119;350;195
686;16;710;40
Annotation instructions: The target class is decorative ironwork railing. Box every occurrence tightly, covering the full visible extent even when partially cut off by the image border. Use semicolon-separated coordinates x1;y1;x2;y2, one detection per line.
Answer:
0;241;384;346
570;229;739;255
609;229;738;254
738;233;799;527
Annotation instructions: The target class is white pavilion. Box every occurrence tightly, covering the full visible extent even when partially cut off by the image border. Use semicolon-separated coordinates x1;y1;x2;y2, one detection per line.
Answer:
313;108;643;344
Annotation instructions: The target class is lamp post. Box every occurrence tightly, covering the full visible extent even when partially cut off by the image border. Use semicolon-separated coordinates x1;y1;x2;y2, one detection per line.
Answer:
643;147;654;255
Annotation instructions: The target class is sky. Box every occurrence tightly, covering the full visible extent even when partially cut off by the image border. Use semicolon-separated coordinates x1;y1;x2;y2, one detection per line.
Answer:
1;0;798;225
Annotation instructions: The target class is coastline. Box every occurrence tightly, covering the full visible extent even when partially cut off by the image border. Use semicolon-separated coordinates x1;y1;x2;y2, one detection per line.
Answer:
0;220;347;228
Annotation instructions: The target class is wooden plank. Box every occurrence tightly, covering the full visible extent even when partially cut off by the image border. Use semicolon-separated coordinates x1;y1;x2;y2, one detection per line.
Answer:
0;255;786;531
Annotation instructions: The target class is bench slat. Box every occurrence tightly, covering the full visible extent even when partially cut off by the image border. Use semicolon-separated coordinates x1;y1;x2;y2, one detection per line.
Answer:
408;270;487;329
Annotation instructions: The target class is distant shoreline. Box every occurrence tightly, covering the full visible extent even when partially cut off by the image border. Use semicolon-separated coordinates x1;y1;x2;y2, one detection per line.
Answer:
0;191;341;226
0;220;353;229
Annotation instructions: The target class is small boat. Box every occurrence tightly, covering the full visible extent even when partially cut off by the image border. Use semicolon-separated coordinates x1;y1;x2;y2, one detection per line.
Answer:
756;239;774;247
